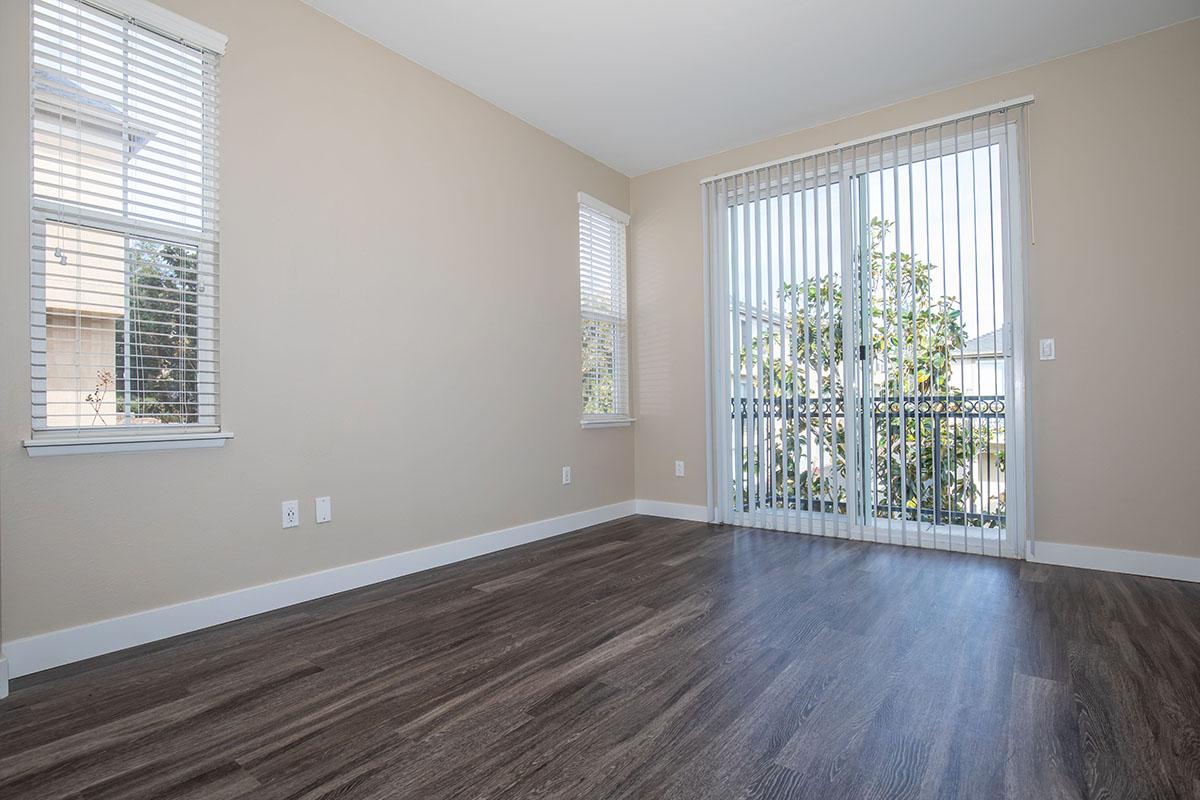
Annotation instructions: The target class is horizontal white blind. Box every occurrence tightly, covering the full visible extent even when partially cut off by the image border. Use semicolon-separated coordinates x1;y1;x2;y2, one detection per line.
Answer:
30;0;221;435
579;197;629;419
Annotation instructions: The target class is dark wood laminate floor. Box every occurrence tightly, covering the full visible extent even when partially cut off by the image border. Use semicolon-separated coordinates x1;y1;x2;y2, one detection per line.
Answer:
2;516;1199;799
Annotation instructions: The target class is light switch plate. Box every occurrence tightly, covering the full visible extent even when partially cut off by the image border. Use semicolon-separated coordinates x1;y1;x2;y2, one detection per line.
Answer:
1039;338;1056;360
315;496;332;524
675;460;685;477
562;466;571;485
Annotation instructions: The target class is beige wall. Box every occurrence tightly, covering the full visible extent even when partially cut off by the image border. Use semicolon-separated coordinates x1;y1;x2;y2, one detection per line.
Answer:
0;0;631;642
630;20;1200;559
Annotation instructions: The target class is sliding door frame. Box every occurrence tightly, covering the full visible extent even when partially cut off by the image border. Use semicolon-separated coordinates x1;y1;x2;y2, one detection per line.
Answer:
702;100;1034;559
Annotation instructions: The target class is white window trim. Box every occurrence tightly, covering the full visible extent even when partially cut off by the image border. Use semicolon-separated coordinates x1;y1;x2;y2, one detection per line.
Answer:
87;0;228;54
23;431;233;456
581;416;635;429
578;191;630;225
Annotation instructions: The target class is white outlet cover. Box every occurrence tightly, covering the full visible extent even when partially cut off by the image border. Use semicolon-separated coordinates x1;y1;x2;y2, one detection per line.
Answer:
562;466;571;485
675;460;685;477
281;500;299;529
315;496;332;524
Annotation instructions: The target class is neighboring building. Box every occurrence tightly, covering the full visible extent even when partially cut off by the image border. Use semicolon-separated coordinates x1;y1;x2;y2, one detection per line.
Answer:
42;224;123;427
33;66;154;428
951;329;1006;516
952;329;1005;397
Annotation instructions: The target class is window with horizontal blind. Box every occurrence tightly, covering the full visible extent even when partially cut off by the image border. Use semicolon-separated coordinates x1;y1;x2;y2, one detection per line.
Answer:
578;192;631;426
29;0;225;444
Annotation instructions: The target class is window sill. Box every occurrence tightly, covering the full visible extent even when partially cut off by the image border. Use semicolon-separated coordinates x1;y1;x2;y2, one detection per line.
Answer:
581;417;635;429
23;432;234;457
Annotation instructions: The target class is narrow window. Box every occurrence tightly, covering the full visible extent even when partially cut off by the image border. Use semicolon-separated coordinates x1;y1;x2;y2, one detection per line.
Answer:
30;0;223;439
578;192;631;426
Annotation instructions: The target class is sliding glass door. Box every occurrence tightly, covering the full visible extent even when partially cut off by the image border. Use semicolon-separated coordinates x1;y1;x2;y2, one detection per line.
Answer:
702;103;1030;557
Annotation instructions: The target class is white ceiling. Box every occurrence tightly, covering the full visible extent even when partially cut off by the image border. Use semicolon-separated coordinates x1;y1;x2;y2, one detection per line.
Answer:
302;0;1200;176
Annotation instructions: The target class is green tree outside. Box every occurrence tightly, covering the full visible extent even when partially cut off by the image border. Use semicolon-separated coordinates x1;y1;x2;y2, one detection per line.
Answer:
740;218;1003;527
114;238;201;424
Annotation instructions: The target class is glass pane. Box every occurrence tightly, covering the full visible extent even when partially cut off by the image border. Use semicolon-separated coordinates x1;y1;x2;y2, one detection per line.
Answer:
115;238;202;425
582;318;618;415
858;140;1007;532
728;174;846;516
39;223;202;428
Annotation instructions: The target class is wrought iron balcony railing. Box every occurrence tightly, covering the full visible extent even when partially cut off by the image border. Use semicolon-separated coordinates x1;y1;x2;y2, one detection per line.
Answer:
729;394;1006;528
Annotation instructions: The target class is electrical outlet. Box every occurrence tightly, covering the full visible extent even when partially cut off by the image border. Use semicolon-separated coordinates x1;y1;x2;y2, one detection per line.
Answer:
562;466;572;485
675;460;685;477
281;500;299;529
315;496;332;524
1039;338;1056;360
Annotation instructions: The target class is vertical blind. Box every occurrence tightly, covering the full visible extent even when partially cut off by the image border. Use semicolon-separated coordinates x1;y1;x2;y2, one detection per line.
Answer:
30;0;221;435
579;193;630;421
702;101;1031;558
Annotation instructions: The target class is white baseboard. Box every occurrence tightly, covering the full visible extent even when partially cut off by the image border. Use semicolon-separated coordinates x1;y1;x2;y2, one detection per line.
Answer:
634;499;709;522
0;656;9;699
1028;540;1200;583
2;500;636;680
629;500;1200;585
23;500;1189;683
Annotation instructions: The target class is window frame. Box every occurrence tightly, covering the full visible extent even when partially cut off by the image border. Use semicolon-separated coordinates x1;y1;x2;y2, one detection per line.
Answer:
578;192;633;428
24;0;229;455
